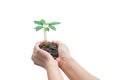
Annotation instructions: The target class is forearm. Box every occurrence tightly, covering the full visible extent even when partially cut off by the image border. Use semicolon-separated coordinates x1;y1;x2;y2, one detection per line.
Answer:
46;62;64;80
59;57;99;80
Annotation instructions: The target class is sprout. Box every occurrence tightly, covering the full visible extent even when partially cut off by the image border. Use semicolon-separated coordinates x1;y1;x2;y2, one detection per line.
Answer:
34;19;60;40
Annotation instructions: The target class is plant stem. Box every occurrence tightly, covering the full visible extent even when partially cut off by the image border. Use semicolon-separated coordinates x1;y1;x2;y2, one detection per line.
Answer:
44;28;47;40
43;24;47;41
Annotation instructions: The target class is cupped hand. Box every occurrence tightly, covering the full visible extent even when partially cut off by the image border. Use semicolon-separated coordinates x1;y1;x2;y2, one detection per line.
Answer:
31;41;58;69
53;41;71;61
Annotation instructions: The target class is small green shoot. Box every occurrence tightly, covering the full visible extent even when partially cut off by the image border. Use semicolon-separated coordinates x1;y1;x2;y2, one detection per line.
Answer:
34;19;60;40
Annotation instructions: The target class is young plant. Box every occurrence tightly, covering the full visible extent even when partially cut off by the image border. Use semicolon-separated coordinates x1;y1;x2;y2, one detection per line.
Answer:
33;19;61;59
34;19;60;40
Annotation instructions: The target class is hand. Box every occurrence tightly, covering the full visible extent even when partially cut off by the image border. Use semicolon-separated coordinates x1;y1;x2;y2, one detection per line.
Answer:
53;41;71;62
31;41;58;69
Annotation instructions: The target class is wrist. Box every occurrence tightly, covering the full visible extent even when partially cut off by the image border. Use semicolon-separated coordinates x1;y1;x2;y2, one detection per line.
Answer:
45;60;58;70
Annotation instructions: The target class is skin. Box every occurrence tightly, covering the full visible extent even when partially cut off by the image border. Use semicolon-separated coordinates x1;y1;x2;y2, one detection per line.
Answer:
32;41;99;80
53;41;100;80
32;42;64;80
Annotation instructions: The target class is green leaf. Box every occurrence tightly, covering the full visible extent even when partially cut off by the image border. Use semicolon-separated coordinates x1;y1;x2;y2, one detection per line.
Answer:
40;19;46;25
48;25;56;31
49;22;61;25
34;26;43;31
34;21;42;25
45;27;49;32
34;19;46;25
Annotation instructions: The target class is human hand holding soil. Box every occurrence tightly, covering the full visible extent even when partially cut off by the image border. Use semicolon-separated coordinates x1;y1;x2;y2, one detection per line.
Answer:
31;41;58;69
32;41;99;80
53;41;71;62
32;41;64;80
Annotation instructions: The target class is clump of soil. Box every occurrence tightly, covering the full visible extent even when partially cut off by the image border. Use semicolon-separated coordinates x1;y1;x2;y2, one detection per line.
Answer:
39;42;58;59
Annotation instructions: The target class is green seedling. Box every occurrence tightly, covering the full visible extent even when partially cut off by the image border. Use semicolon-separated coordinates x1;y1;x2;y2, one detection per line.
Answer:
34;19;60;40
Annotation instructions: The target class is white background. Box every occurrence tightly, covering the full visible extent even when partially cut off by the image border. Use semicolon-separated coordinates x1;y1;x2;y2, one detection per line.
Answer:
0;0;120;80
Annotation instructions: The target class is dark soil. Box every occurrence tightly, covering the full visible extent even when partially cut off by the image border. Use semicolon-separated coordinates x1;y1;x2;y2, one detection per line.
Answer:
39;42;58;59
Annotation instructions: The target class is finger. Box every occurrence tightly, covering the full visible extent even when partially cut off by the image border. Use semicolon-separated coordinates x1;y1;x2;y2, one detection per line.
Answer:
56;58;60;62
35;40;47;45
40;40;47;44
33;42;42;54
56;58;61;66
